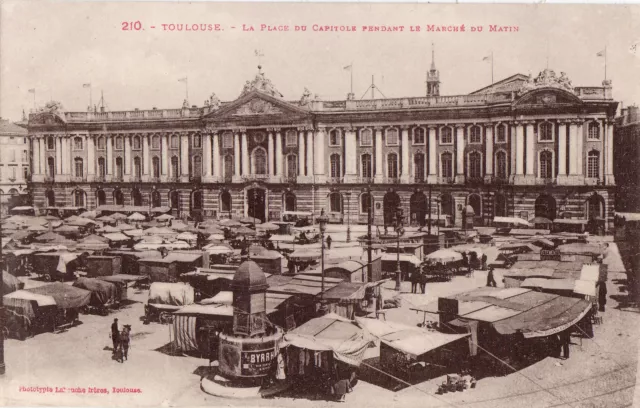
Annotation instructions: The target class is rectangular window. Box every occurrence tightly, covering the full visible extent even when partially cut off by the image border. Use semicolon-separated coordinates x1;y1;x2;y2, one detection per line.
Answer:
441;154;453;178
469;127;482;144
193;134;202;148
151;136;160;149
286;131;297;147
413;128;426;145
386;129;399;146
539;123;554;142
170;136;179;149
496;125;507;143
360;130;373;147
440;128;453;145
329;130;341;147
223;133;233;149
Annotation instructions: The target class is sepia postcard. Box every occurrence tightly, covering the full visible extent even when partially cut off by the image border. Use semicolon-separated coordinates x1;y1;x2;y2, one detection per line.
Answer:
1;1;640;407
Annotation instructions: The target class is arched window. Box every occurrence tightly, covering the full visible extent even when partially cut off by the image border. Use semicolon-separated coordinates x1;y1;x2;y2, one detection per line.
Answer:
152;157;160;178
587;150;600;178
330;154;341;178
539;122;553;141
360;129;373;146
284;192;296;212
414;153;425;182
220;191;232;212
192;155;202;177
169;190;179;209
252;148;267;174
113;189;124;206
468;151;482;178
495;151;507;179
170;156;179;178
441;152;453;178
468;194;482;217
494;194;507;217
440;127;453;144
97;136;106;150
540;150;554;179
47;157;55;176
74;137;83;150
361;154;372;178
329;192;342;213
170;135;179;149
192;190;203;210
329;129;341;146
46;190;55;207
588;122;601;140
133;157;142;178
360;192;372;214
74;158;83;178
413;127;425;145
151;135;160;149
224;155;233;178
151;190;161;208
96;190;106;206
115;157;123;179
286;154;297;177
469;126;482;144
496;124;507;143
133;136;141;150
115;136;123;150
47;136;55;150
387;153;398;178
98;157;106;177
131;189;142;206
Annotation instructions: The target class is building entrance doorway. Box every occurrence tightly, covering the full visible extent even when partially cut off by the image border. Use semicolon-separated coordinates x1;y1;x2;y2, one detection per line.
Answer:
247;188;266;222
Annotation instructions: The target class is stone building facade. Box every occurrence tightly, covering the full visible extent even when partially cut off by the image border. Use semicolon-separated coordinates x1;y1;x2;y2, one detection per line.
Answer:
614;105;640;212
26;65;617;229
0;119;29;211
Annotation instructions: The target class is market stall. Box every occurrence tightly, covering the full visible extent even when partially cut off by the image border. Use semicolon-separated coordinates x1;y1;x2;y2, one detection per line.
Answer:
145;282;195;323
72;277;120;315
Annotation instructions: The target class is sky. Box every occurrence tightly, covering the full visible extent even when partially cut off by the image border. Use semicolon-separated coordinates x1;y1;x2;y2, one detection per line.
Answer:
1;2;639;121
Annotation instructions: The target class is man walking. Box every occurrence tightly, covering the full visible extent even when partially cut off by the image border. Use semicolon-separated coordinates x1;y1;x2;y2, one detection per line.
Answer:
598;282;607;312
486;267;497;288
326;235;332;250
111;318;119;355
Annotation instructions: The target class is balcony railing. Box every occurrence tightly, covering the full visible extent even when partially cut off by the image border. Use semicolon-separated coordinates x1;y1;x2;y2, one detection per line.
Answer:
438;177;454;184
386;177;402;184
189;175;202;184
354;176;374;184
414;175;425;183
150;176;161;183
492;176;509;185
536;177;556;186
327;177;344;184
71;176;85;183
44;175;55;183
283;175;297;184
242;174;270;182
95;175;106;183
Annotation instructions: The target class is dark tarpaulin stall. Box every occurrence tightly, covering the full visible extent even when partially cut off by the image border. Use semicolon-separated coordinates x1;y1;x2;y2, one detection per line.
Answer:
72;277;119;307
27;282;91;309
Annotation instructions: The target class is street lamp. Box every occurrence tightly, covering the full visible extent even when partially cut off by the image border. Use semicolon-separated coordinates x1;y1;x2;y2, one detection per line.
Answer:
434;198;441;236
344;191;352;243
317;209;329;302
393;207;405;292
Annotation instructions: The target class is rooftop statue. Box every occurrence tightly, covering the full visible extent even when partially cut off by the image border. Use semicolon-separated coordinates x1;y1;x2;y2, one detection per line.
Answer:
39;101;64;114
208;92;221;109
299;87;312;106
518;69;575;95
239;67;283;98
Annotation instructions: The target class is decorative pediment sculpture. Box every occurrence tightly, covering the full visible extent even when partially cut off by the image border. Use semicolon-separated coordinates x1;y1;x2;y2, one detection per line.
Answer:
239;70;283;99
233;99;283;116
209;92;221;109
299;87;312;106
182;99;189;109
518;69;575;95
38;101;64;114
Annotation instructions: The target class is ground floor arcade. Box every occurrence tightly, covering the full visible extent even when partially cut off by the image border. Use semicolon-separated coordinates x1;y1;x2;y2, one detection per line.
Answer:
30;182;615;230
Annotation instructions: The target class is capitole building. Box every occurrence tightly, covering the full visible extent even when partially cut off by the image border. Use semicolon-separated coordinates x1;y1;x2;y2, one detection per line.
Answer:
26;58;618;230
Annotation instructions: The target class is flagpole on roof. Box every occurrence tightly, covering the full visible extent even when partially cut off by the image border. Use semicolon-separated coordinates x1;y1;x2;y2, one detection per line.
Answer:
605;46;607;81
491;51;494;86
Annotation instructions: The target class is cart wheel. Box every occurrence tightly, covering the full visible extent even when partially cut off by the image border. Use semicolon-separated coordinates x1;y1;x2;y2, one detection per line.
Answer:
43;274;52;282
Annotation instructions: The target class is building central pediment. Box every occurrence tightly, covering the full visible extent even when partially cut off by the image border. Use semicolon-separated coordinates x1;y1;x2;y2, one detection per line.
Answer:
203;90;311;125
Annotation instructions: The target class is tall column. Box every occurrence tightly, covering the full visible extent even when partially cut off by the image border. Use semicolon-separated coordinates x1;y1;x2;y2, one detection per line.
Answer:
180;133;189;181
525;122;535;181
106;135;114;180
212;133;221;179
455;125;465;183
161;134;169;179
344;128;357;181
568;122;579;175
298;130;305;176
142;134;150;176
510;124;516;181
427;126;437;183
87;135;95;180
275;130;283;177
515;123;525;180
484;125;494;183
55;137;62;175
374;127;383;182
314;127;325;182
39;137;45;177
202;132;212;180
233;132;241;181
400;126;410;183
576;121;584;177
306;130;314;177
557;122;568;179
124;135;132;180
33;137;41;176
241;132;249;176
267;131;274;178
605;120;615;185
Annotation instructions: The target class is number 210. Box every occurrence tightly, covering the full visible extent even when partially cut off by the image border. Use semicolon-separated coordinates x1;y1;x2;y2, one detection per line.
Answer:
122;21;142;31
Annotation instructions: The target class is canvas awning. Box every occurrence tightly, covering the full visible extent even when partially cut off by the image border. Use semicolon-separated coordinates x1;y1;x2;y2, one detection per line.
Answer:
493;217;532;227
26;282;91;309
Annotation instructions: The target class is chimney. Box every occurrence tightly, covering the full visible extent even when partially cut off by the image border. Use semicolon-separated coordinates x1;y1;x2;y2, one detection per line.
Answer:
628;106;639;124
